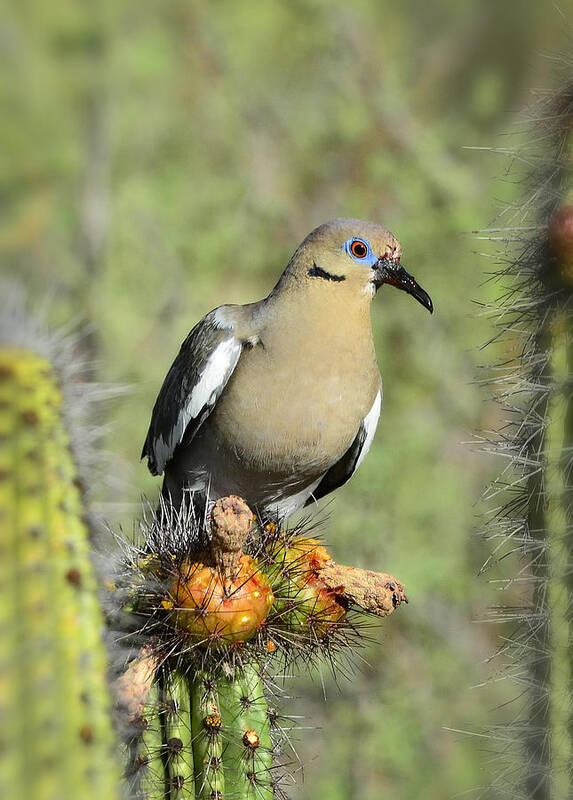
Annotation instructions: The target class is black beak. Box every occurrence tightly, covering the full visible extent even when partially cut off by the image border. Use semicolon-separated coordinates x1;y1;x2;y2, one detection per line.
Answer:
373;258;433;313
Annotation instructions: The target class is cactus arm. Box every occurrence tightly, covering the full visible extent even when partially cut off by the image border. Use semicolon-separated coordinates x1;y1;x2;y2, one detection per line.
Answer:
204;664;273;800
163;670;196;800
128;663;275;800
217;670;256;800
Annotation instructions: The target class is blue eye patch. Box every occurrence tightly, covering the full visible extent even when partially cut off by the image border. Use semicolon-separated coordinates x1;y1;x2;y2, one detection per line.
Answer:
342;237;378;266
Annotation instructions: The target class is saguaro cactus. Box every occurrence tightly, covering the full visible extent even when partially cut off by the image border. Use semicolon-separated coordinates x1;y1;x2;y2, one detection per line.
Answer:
0;346;119;799
481;79;573;799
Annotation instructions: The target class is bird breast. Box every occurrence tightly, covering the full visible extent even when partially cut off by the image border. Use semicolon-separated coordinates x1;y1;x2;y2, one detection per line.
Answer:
208;311;380;479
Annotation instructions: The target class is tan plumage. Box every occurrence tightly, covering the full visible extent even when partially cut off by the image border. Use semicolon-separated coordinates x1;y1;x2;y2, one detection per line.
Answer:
142;218;432;518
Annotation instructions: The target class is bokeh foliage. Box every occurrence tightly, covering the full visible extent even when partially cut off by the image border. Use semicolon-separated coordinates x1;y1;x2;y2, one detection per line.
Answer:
2;1;573;797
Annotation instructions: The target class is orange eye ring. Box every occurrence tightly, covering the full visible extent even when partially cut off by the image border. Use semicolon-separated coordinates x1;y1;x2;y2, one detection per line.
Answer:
350;240;368;258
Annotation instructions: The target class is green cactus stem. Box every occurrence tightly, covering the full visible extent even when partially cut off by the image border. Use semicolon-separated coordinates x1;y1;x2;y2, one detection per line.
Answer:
129;663;274;800
520;308;572;800
521;112;573;800
0;347;119;799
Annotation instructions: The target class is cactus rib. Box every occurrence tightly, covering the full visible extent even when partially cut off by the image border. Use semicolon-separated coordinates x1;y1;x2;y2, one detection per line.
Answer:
163;670;195;799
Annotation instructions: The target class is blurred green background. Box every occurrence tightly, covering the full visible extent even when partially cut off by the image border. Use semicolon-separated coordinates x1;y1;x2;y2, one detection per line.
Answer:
2;1;573;797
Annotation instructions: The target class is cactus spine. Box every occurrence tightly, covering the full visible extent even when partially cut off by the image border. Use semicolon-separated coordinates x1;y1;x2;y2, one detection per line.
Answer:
0;347;119;799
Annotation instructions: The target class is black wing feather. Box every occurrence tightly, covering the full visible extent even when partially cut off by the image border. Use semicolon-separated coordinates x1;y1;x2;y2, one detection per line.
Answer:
141;310;241;475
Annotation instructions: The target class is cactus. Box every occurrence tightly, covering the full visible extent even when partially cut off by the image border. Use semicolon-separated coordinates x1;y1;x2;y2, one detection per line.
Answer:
114;495;408;798
480;78;573;798
0;346;120;799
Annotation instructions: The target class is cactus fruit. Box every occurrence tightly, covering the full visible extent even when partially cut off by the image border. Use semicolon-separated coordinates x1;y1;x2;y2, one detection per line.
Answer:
0;347;119;799
267;537;347;637
170;556;274;643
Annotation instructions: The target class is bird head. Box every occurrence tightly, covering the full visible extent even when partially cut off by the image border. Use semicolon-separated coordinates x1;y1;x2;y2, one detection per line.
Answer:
288;218;433;313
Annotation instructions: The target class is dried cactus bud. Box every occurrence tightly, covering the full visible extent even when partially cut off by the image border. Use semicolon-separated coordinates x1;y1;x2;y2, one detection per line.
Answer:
210;495;253;578
114;645;160;724
170;557;274;643
317;563;408;616
549;205;573;285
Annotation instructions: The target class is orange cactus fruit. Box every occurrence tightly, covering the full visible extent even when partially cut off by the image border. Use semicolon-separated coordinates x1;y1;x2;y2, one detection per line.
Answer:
284;538;332;572
273;537;347;634
169;555;274;643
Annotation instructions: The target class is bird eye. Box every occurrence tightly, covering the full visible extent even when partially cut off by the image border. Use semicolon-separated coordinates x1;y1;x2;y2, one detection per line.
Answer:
350;240;368;258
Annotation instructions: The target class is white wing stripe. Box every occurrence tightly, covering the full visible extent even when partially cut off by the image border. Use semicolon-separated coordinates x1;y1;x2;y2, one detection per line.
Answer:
355;390;381;471
186;338;241;418
154;338;241;473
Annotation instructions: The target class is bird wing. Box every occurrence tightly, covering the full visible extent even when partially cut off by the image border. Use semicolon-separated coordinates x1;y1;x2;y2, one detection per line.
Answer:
141;309;243;475
305;389;382;504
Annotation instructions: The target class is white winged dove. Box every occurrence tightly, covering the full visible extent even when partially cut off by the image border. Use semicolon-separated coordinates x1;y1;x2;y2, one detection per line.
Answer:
142;218;432;518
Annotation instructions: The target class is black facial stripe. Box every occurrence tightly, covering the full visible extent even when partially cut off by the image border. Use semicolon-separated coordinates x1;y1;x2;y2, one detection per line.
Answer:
308;263;346;282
